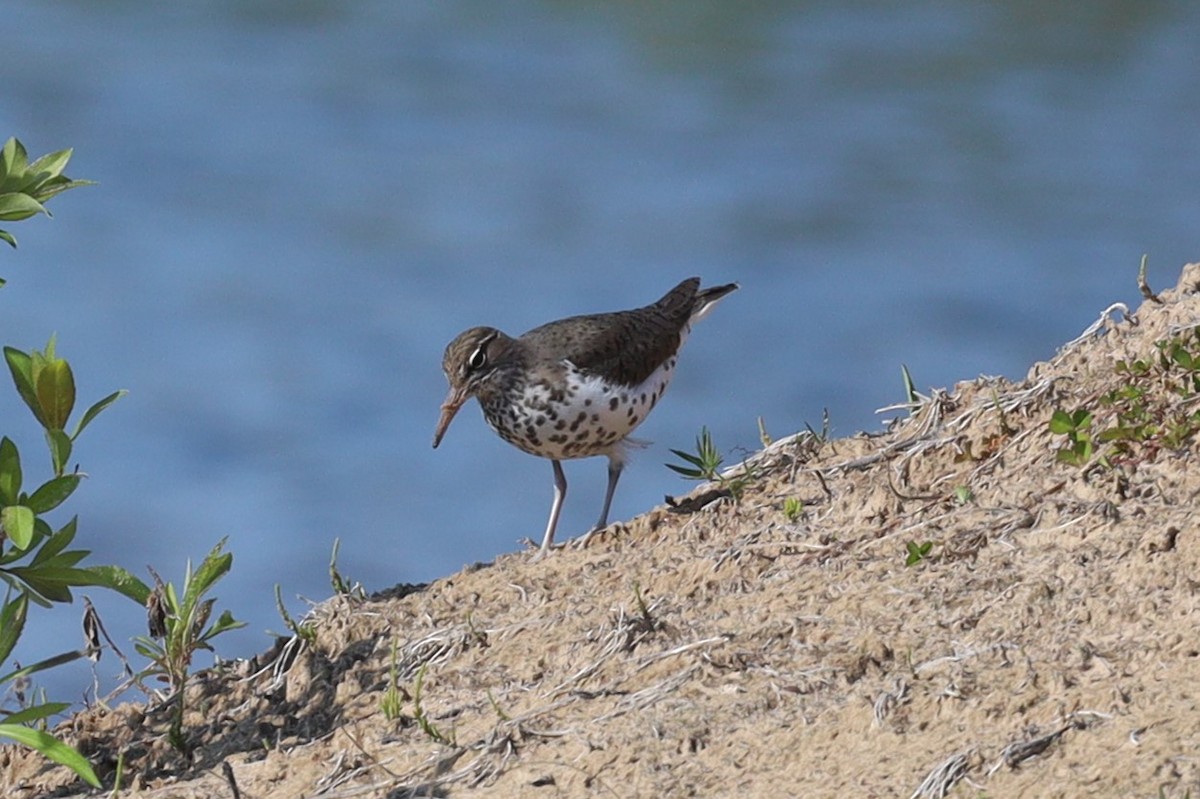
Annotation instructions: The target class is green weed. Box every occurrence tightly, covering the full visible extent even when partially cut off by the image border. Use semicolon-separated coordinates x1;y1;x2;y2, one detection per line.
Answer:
783;497;804;522
328;537;365;599
667;426;723;480
273;584;315;643
905;541;933;566
412;663;456;746
666;426;757;501
1049;408;1096;466
1051;326;1200;468
133;539;245;755
380;639;406;722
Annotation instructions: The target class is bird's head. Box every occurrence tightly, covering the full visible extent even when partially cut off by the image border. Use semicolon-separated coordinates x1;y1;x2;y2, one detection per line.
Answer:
432;326;511;448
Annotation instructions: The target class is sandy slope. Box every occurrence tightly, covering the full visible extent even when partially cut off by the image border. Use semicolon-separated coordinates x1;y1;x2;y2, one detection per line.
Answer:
5;265;1200;799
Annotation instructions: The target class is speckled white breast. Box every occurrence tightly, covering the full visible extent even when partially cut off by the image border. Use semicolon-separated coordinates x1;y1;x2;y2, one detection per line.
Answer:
482;354;680;462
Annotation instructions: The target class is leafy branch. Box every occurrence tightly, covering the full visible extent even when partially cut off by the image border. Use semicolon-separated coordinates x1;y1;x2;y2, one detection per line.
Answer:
0;137;93;253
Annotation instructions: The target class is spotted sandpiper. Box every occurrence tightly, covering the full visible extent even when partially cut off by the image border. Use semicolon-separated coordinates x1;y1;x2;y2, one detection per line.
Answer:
433;277;738;555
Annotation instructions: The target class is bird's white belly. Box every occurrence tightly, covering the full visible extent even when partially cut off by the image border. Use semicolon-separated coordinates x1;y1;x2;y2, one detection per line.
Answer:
485;356;679;462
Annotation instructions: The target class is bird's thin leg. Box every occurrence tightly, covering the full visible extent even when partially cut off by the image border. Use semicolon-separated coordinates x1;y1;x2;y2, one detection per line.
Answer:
578;457;622;549
537;459;568;555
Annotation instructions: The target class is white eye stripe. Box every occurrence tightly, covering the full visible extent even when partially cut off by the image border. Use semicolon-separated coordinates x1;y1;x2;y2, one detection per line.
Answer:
466;331;500;375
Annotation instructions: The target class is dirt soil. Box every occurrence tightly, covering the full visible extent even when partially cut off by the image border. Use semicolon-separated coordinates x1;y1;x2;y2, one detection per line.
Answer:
5;266;1200;799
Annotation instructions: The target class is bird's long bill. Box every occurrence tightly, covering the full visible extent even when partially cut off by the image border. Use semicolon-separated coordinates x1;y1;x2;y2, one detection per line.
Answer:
432;386;469;448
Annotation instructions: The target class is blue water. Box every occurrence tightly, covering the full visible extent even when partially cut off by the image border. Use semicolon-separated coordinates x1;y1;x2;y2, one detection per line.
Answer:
2;1;1198;705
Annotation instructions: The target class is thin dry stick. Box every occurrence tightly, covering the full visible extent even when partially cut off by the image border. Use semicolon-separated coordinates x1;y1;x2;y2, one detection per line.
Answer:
634;635;731;671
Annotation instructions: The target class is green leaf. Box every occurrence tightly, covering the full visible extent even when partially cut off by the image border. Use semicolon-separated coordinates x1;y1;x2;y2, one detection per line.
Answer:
30;518;79;566
73;389;127;440
11;564;143;606
905;540;933;566
132;639;163;660
202;608;247;642
35;358;75;431
901;363;918;405
26;148;73;184
0;594;28;664
0;139;29;185
0;229;15;248
2;505;35;549
0;437;21;505
183;539;233;611
667;452;692;467
26;475;81;514
0;192;47;222
0;724;100;788
11;563;97;598
8;566;78;603
75;564;152;605
35;549;88;571
5;347;47;428
0;649;90;684
1;701;70;725
30;177;94;204
1048;409;1075;434
668;448;705;468
1097;426;1134;443
45;429;72;476
1056;449;1081;466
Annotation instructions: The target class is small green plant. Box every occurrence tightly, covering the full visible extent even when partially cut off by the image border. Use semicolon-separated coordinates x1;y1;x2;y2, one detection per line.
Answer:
380;639;406;722
1051;326;1200;468
1049;408;1095;466
273;583;315;643
666;426;756;501
901;363;920;407
723;465;757;502
631;581;654;625
107;749;125;799
411;663;455;746
904;540;933;566
782;497;804;522
757;416;773;447
953;486;974;505
133;538;245;755
328;537;364;599
667;426;723;480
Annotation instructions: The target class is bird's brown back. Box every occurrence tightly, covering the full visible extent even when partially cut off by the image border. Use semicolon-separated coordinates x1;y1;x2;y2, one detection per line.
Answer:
519;277;703;387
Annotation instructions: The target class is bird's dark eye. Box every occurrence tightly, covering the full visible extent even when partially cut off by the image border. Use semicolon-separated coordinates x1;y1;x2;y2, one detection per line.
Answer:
468;345;487;371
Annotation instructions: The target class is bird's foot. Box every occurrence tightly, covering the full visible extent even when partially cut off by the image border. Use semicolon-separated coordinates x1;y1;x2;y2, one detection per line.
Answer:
574;522;622;551
522;537;566;561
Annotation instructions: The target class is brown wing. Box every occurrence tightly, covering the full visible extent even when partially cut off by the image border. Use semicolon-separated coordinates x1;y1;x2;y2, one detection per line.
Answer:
520;278;701;387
